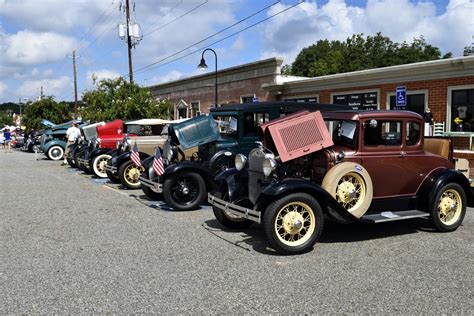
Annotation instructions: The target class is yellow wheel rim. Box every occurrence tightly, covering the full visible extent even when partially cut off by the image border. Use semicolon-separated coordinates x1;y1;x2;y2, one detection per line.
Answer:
97;157;109;173
335;172;366;214
274;201;316;247
124;164;145;186
438;189;462;226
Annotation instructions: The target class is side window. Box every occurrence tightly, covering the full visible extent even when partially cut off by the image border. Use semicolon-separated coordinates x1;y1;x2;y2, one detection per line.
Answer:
406;121;421;146
364;121;402;146
243;112;270;137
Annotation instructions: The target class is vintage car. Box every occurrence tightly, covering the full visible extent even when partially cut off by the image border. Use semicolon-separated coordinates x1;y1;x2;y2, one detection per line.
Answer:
40;119;83;160
71;121;106;170
208;110;472;255
104;118;187;188
139;102;350;211
72;119;125;177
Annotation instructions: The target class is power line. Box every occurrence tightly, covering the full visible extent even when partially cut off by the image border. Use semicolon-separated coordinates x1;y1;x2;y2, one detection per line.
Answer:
140;0;184;34
131;0;288;77
143;0;209;37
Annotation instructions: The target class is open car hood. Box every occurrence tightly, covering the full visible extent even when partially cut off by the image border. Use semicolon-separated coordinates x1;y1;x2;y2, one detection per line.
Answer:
41;119;56;127
262;111;334;162
82;121;105;140
170;115;219;150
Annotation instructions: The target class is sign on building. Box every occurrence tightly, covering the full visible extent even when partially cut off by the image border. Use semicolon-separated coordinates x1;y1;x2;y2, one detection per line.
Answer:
396;86;407;107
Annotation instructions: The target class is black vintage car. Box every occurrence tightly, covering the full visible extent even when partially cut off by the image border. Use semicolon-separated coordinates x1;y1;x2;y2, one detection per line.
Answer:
139;101;350;211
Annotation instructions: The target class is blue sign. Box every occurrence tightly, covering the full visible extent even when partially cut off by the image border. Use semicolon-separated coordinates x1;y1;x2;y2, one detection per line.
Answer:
396;86;406;107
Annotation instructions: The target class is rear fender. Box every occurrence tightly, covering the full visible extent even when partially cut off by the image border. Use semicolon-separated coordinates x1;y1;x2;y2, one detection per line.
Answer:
257;178;358;224
43;139;66;152
418;168;473;209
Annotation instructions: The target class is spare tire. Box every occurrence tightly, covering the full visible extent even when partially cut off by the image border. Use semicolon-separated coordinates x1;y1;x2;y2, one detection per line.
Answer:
321;162;373;218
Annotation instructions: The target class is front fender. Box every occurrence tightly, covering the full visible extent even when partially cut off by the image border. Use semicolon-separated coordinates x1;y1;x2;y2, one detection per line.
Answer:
43;139;66;152
258;178;358;224
164;161;213;188
115;151;150;167
88;147;111;162
418;168;473;209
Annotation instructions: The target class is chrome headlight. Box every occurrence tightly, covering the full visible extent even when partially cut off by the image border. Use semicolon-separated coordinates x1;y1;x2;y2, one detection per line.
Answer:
116;140;122;150
235;154;247;171
163;141;177;161
262;157;277;177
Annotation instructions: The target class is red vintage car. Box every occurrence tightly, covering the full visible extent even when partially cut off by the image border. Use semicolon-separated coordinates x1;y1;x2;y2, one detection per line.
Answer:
209;110;472;254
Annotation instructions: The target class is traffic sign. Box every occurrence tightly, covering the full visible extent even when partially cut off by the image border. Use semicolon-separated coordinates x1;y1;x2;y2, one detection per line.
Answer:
396;86;406;107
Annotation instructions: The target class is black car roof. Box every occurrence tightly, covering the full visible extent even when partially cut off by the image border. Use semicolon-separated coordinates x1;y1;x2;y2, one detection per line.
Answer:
209;101;351;113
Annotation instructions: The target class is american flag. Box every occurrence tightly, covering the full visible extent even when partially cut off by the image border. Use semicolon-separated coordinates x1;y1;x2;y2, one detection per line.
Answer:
152;147;165;176
131;142;141;166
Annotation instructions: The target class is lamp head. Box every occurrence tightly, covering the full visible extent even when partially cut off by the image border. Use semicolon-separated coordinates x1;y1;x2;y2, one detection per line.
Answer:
198;57;208;69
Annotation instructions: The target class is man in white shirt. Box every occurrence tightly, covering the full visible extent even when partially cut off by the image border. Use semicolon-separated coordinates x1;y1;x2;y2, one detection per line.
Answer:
62;121;81;165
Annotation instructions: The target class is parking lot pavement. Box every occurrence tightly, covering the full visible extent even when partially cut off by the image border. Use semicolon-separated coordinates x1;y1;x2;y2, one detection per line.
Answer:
1;150;473;314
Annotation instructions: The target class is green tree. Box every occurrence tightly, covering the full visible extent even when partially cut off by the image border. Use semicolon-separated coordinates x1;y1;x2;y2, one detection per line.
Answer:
290;33;451;77
0;112;13;126
80;77;174;122
22;97;71;130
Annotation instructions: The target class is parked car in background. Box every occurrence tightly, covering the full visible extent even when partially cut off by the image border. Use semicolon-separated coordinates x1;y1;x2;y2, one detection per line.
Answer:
105;118;187;188
40;120;83;160
139;102;350;211
208;110;472;254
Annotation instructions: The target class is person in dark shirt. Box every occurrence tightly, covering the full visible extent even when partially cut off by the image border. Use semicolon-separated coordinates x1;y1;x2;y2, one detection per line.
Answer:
424;108;434;136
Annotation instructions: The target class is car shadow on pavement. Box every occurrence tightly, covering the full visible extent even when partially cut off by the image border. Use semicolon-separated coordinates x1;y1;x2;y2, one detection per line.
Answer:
203;218;431;256
135;194;206;212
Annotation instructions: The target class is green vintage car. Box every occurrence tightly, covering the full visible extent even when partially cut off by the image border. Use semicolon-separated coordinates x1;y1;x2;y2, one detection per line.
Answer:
139;101;350;211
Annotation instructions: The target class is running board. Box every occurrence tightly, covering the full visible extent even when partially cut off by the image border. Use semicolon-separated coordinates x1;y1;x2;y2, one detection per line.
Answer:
361;210;429;223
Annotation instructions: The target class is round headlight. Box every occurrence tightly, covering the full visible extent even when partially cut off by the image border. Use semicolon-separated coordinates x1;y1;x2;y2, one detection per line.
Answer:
262;158;277;177
116;140;122;150
235;154;247;171
96;137;101;144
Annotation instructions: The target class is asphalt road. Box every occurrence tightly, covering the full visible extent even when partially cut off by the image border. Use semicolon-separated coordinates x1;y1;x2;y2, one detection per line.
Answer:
1;150;473;313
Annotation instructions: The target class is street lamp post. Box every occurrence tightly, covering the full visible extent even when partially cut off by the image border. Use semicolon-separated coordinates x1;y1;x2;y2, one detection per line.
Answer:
198;48;218;107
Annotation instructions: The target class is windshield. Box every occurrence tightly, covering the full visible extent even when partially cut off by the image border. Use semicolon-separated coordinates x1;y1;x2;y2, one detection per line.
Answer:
213;115;238;138
325;119;358;149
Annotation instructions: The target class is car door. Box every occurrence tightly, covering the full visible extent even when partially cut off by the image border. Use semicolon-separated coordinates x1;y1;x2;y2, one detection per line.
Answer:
360;119;422;198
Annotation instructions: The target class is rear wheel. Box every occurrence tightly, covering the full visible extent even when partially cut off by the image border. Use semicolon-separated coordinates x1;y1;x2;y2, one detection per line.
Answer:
212;187;253;229
92;154;111;178
47;145;64;161
430;183;466;232
163;172;206;211
263;193;323;255
118;160;145;189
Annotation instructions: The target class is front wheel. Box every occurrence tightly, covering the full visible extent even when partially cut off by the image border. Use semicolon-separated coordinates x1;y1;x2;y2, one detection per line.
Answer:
163;172;206;211
92;154;111;178
47;145;64;161
212;188;253;229
263;193;324;255
141;169;163;201
118;160;145;189
430;183;466;232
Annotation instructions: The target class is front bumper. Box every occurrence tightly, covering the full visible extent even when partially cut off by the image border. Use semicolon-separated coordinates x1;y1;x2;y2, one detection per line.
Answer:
139;176;163;193
105;165;117;174
208;193;261;223
77;157;90;168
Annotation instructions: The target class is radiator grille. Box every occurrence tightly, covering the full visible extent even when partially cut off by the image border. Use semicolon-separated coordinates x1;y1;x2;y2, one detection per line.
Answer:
248;148;266;205
268;111;333;162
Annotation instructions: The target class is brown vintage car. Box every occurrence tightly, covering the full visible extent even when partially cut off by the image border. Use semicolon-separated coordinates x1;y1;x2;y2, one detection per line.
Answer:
208;110;472;254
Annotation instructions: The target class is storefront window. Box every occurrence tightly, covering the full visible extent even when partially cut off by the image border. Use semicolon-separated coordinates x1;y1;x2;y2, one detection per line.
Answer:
450;89;474;131
389;93;425;115
333;92;378;110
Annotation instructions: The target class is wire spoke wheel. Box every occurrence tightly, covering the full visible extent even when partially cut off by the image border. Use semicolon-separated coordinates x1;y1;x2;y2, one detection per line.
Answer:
275;201;316;247
124;164;144;186
437;189;462;226
335;172;366;213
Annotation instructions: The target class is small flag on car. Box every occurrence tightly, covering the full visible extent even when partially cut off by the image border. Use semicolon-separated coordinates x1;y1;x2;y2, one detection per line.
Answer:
153;147;165;176
131;142;141;166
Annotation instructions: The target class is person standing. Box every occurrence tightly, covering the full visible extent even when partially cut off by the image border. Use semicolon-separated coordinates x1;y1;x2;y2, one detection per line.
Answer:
62;121;81;165
4;128;12;153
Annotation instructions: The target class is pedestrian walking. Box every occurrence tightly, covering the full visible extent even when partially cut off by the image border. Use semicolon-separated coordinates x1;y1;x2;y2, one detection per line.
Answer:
4;128;12;153
62;121;81;165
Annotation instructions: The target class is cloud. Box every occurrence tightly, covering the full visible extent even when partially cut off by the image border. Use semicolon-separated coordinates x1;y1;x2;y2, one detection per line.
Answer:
0;81;8;95
259;0;474;64
15;76;71;101
86;69;121;85
3;30;76;66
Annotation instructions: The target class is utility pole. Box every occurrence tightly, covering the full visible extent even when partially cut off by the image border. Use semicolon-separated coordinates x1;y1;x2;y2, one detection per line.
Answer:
125;0;133;83
72;50;78;118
